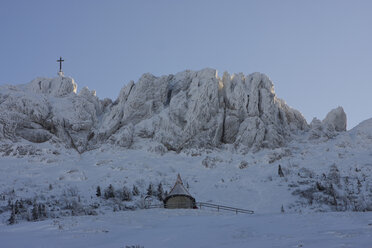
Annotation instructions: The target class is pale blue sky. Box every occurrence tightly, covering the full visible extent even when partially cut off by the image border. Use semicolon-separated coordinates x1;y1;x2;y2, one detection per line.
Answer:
1;0;371;128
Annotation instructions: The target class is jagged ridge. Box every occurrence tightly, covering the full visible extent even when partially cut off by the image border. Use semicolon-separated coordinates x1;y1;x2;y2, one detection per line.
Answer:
0;68;346;153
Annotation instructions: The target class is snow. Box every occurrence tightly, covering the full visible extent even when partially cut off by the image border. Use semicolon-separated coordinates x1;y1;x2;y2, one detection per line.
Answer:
0;210;371;248
0;119;371;214
0;69;371;247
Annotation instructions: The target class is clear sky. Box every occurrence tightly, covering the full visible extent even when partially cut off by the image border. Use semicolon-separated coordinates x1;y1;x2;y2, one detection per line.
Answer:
1;0;371;129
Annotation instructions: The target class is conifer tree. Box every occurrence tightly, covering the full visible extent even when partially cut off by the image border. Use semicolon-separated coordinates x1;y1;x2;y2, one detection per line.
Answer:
37;204;46;219
157;183;164;201
278;164;284;177
104;184;115;199
132;185;139;196
8;208;16;225
32;202;39;221
14;200;19;214
146;183;153;196
122;186;132;201
41;204;47;218
96;186;101;197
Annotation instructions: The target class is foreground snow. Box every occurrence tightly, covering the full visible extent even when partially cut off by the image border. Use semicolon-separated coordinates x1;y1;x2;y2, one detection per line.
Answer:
0;100;371;247
1;209;371;248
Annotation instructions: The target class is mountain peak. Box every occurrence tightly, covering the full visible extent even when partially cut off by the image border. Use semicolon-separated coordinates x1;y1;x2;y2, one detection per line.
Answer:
0;69;347;153
27;76;77;97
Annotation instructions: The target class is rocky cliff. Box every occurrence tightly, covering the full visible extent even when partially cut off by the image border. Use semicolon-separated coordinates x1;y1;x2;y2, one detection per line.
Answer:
0;68;347;153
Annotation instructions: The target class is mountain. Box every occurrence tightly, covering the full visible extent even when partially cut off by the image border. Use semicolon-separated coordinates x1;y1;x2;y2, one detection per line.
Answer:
1;69;371;228
0;68;346;154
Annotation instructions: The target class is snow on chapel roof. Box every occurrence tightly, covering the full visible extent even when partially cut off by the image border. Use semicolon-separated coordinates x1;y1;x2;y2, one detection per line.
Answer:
168;174;192;197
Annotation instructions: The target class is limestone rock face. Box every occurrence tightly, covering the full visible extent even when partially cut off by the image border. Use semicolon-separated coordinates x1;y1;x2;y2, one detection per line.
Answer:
104;68;310;151
323;106;347;132
28;76;77;97
222;71;308;149
309;107;347;140
0;76;102;153
0;68;344;153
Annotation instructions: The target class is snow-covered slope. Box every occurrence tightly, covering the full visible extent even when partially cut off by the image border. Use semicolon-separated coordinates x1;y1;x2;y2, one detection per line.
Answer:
1;73;372;248
1;69;370;231
1;68;347;154
0;117;371;223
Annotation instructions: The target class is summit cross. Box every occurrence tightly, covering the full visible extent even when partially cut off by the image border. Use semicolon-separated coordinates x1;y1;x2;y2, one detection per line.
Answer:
57;57;64;72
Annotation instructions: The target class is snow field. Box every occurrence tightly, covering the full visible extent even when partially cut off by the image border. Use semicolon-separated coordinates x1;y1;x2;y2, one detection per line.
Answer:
1;209;371;248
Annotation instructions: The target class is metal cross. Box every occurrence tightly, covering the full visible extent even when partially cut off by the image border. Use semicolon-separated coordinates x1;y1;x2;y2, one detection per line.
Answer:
57;57;64;72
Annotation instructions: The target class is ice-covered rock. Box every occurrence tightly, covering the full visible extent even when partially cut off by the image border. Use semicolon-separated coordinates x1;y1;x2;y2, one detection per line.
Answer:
105;68;310;151
28;76;77;97
309;118;323;139
309;107;347;140
0;76;101;153
222;71;308;149
1;68;347;153
15;127;52;143
322;106;347;132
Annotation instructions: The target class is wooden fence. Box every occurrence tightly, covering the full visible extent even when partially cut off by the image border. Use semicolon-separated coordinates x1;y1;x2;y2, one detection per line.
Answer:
147;202;254;214
197;202;254;214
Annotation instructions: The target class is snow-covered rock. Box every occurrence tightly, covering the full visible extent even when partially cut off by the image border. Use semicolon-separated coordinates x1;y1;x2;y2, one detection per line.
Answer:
222;71;308;149
309;107;347;140
0;76;102;153
28;76;77;97
0;68;347;153
323;106;347;132
107;69;310;151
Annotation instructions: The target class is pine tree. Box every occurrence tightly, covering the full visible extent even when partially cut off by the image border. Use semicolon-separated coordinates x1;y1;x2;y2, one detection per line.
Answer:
104;184;115;199
32;202;39;221
37;203;47;219
14;200;19;214
17;200;24;214
157;183;164;201
8;208;16;225
278;164;284;177
281;205;285;213
96;186;101;197
132;185;139;196
357;179;362;194
146;184;153;196
40;204;47;218
38;204;42;218
122;186;132;201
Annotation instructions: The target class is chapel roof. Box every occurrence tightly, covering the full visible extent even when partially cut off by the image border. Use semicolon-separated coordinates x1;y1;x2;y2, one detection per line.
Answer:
167;174;192;197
